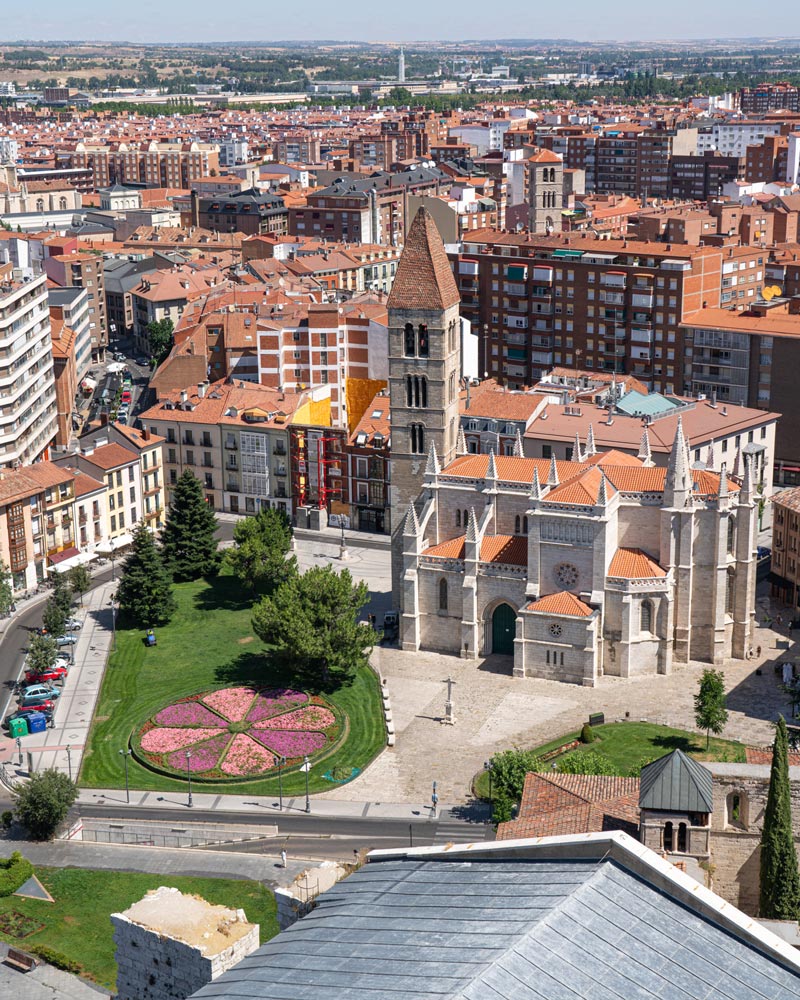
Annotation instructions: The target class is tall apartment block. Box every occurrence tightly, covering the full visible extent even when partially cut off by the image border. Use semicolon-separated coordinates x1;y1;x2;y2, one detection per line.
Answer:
0;271;57;466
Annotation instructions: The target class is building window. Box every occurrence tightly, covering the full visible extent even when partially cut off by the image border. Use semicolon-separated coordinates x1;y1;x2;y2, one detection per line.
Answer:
439;578;448;611
404;323;415;357
405;375;427;408
456;510;461;528
727;516;736;554
640;600;653;633
515;515;521;534
726;791;747;830
410;424;425;454
663;821;673;851
418;325;429;357
523;516;528;535
726;569;735;615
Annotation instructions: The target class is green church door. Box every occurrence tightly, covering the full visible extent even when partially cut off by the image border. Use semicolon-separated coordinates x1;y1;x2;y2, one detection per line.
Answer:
491;604;516;655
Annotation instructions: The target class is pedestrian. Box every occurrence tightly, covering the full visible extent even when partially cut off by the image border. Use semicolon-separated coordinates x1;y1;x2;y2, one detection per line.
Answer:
280;849;287;869
757;645;762;658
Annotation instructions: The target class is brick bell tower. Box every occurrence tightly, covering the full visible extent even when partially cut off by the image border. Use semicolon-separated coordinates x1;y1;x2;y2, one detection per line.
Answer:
388;207;461;612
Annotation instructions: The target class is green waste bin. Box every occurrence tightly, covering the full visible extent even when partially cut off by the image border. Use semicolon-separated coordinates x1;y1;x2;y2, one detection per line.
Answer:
7;716;28;739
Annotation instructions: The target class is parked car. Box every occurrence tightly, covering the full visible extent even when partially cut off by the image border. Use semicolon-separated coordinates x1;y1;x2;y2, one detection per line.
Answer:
5;706;54;728
55;651;71;665
24;665;68;685
21;681;61;698
55;635;77;646
136;358;149;367
64;618;82;631
19;691;60;710
121;391;132;404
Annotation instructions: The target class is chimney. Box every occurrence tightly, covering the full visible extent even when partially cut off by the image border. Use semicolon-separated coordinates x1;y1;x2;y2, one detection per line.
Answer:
142;427;151;441
198;381;207;398
180;389;188;404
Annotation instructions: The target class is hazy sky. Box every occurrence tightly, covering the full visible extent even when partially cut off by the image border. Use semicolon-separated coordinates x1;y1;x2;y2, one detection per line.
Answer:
3;0;799;44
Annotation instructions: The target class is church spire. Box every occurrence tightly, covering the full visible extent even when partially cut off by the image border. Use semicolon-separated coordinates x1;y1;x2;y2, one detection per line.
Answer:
530;466;542;501
424;441;440;479
571;432;583;463
402;502;419;537
486;448;498;481
597;470;609;507
466;507;479;543
638;426;652;465
513;427;524;457
456;425;467;456
548;454;559;487
386;207;460;312
664;416;692;504
585;423;596;457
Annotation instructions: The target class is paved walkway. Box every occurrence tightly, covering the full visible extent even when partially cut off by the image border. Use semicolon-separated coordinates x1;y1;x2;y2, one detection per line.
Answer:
0;941;108;999
0;581;117;782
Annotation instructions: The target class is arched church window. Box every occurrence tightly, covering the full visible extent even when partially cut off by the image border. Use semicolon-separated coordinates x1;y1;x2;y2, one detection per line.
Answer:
410;424;425;455
417;325;429;357
515;515;521;534
727;515;736;554
404;323;415;357
663;821;673;851
439;578;448;611
456;510;461;528
641;600;653;633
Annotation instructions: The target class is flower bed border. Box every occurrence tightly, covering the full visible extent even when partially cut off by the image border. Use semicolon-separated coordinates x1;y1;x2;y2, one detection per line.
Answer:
130;688;347;784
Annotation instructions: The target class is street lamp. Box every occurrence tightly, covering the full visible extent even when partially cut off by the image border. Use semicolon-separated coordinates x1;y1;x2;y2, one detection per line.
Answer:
110;592;117;653
66;744;72;782
303;755;310;814
185;750;193;808
15;737;22;767
339;518;348;561
274;755;286;812
119;748;132;804
484;760;494;802
431;780;438;816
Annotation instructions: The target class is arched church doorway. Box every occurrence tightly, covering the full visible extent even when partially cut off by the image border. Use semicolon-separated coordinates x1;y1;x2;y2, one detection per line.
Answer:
491;603;516;656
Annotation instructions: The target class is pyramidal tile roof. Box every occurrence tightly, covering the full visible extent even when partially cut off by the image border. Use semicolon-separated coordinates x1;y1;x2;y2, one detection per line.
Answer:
543;465;616;506
387;207;460;312
608;547;667;579
639;748;713;814
525;591;594;617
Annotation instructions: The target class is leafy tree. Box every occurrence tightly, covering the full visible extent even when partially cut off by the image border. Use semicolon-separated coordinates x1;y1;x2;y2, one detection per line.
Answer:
694;669;729;749
160;471;219;581
146;317;174;365
251;565;373;690
0;562;13;616
557;750;619;776
488;749;545;803
69;564;91;606
760;717;800;920
41;597;68;638
27;634;58;674
50;571;73;615
13;769;78;840
226;507;295;592
117;523;176;627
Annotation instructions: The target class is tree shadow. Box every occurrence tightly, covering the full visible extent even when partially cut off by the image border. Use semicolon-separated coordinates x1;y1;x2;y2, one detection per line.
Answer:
476;655;515;676
651;734;701;753
214;647;343;697
726;654;793;725
449;800;493;825
193;574;255;614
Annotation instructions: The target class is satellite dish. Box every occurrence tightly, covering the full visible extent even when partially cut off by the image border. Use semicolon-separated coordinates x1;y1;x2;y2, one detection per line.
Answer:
763;287;775;301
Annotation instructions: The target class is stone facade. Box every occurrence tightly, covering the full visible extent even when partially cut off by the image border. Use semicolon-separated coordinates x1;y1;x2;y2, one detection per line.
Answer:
112;886;259;1000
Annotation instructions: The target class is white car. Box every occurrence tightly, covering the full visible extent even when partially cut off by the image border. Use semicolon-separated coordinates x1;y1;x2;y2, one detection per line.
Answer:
64;619;82;631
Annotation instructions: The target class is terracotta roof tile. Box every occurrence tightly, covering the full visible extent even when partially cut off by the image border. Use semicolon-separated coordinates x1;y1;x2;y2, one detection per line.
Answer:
608;547;666;579
480;535;528;565
80;443;138;471
543;466;615;506
387;207;460;312
525;591;594;617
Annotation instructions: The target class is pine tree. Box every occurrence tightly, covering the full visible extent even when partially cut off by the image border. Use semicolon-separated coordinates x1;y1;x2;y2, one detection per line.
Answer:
117;523;176;627
160;470;219;581
760;716;800;920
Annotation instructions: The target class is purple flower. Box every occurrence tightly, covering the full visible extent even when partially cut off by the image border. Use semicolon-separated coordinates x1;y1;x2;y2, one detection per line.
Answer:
220;734;277;776
141;727;224;753
154;703;228;728
251;729;327;758
166;734;230;772
246;689;308;723
254;706;335;732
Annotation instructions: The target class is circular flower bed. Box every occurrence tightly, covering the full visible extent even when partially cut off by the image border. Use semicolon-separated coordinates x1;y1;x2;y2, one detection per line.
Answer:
134;687;342;780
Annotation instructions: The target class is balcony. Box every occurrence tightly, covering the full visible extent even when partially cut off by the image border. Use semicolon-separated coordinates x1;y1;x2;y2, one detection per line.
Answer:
224;439;238;450
226;480;240;492
202;460;214;469
79;511;87;525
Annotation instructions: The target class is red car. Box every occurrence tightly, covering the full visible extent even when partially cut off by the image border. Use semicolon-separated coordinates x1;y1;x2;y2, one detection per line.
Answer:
13;700;55;715
121;390;132;403
24;665;67;685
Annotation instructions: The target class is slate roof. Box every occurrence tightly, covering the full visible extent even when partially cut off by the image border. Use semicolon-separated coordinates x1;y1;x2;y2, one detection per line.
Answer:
191;852;800;1000
639;748;714;814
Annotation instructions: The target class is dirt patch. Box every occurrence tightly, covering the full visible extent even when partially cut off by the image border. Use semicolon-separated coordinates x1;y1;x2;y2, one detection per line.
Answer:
0;911;45;938
238;636;255;645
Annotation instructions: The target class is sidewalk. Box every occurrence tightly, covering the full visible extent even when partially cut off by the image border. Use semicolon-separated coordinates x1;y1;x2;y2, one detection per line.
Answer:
0;580;117;781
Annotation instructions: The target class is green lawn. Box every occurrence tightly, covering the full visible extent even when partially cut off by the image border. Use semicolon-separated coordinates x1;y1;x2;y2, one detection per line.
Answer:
80;573;386;795
0;867;277;990
474;721;746;799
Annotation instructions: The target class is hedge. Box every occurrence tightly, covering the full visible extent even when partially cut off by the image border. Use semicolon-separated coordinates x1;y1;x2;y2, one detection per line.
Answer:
0;852;33;897
28;944;82;975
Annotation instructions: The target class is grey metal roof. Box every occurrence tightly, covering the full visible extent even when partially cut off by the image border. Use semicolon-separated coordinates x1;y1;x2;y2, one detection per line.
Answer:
638;748;714;814
190;856;800;1000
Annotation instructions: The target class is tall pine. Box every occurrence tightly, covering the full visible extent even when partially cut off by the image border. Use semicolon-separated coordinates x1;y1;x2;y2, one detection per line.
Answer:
117;523;176;627
160;470;219;581
760;716;800;919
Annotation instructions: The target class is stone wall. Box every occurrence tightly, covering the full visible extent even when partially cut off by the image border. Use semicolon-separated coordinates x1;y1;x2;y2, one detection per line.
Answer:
113;886;259;1000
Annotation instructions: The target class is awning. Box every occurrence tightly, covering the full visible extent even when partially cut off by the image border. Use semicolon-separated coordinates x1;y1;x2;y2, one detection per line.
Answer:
48;546;80;566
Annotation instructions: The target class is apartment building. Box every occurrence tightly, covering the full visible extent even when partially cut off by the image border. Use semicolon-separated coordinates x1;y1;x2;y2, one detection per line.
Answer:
71;141;220;189
346;387;390;533
0;270;57;467
669;151;743;201
130;266;228;353
745;135;788;183
770;487;800;608
48;315;78;448
195;189;288;237
73;443;143;547
140;380;321;516
273;136;321;163
450;231;766;393
48;286;91;380
0;462;107;592
740;84;800;114
44;251;108;362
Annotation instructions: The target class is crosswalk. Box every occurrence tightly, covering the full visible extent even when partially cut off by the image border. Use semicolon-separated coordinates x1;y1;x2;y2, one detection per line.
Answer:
431;814;493;846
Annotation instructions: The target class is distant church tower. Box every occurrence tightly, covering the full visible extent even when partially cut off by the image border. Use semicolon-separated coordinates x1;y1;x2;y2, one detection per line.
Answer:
388;207;461;599
398;48;406;84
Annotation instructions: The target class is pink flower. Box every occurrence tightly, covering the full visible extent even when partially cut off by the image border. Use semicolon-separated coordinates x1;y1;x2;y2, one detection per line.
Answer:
219;734;277;776
141;728;223;753
251;729;327;758
154;703;228;728
166;734;230;772
203;687;258;722
254;706;336;732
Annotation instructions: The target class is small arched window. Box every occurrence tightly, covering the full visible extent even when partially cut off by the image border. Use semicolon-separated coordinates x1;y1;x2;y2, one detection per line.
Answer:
439;578;448;611
456;509;461;528
410;424;424;455
523;516;528;535
515;514;521;534
726;569;735;615
36;198;44;212
417;325;429;357
59;196;67;210
727;515;736;554
641;600;653;633
727;791;747;829
463;509;469;528
678;822;688;853
404;323;415;357
663;821;673;851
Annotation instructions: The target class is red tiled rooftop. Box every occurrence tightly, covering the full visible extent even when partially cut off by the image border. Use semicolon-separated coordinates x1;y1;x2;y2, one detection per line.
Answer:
608;547;666;579
525;592;594;617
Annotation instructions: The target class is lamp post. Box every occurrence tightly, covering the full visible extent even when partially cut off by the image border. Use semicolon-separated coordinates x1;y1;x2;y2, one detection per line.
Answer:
484;760;494;802
15;737;21;767
66;744;72;782
303;755;310;814
275;755;286;812
109;540;117;582
339;517;348;561
185;750;193;808
431;780;438;817
110;592;117;653
119;748;132;804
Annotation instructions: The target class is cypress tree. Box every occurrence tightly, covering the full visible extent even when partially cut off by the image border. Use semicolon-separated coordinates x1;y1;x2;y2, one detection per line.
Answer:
760;716;800;919
117;524;176;627
160;470;219;581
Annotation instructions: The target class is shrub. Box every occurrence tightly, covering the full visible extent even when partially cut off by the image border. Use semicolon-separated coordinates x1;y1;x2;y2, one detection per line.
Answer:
28;945;82;974
1;810;12;829
13;769;78;841
491;790;516;826
0;851;33;897
580;723;595;744
557;750;620;776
